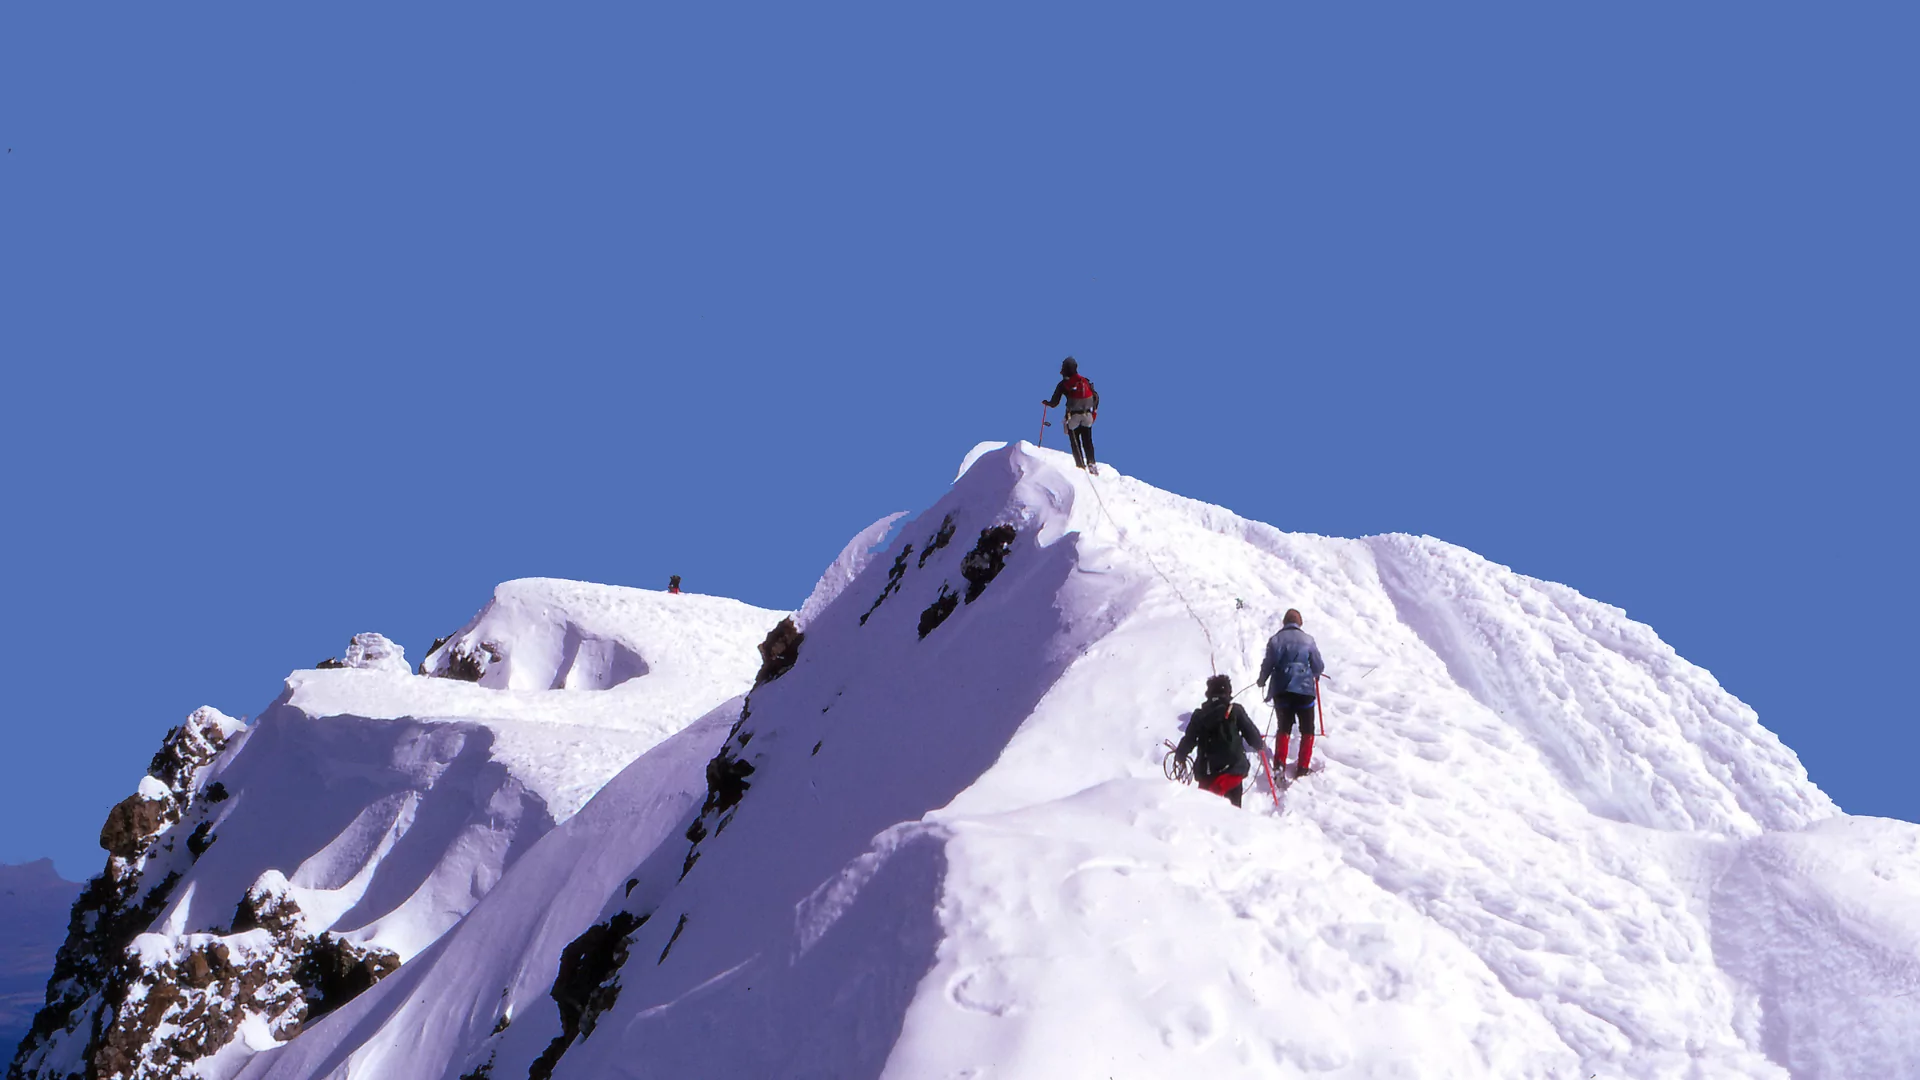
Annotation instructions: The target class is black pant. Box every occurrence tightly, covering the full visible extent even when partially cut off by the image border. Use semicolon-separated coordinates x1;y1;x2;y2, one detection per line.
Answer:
1068;422;1096;468
1274;691;1315;737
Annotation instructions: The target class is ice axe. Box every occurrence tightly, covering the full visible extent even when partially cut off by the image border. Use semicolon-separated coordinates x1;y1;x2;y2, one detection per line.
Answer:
1256;733;1282;809
1038;402;1052;447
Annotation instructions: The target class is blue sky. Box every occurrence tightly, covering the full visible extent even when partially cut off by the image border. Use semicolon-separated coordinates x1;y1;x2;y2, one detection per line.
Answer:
2;4;1912;879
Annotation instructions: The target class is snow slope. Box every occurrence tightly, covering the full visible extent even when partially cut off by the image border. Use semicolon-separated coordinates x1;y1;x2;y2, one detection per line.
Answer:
213;445;1920;1077
0;862;81;1069
10;584;781;1080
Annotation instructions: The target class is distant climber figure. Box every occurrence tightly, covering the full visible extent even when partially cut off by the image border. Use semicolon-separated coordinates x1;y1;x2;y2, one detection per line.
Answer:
1042;357;1100;471
1174;674;1267;807
1257;609;1326;780
668;575;682;595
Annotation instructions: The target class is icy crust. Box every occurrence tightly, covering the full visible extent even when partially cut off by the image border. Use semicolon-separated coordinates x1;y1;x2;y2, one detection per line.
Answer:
136;444;1920;1079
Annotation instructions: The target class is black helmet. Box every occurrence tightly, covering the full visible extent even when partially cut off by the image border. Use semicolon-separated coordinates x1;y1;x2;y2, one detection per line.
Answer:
1205;674;1231;698
1060;357;1078;376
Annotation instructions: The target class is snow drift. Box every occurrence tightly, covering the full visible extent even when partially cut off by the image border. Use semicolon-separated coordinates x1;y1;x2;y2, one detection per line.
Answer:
206;442;1920;1080
10;585;782;1080
19;442;1920;1080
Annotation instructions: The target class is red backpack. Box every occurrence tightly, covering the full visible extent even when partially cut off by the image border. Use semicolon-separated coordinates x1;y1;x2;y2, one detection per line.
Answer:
1064;374;1094;400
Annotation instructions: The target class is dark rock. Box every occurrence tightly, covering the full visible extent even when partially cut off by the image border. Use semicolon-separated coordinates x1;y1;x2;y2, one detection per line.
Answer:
420;634;452;674
858;546;915;626
701;751;755;817
301;936;401;1019
186;822;217;859
918;513;957;568
146;709;238;792
530;911;647;1080
437;641;501;683
315;657;346;669
231;879;303;937
961;524;1019;603
656;914;689;965
917;585;960;638
754;618;804;686
99;796;167;860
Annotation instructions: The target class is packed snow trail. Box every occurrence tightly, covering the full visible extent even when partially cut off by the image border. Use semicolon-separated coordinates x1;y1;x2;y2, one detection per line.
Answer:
223;442;1917;1080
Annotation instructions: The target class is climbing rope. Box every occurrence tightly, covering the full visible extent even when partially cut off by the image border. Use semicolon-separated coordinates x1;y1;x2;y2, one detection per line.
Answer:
1083;469;1222;675
1081;464;1324;747
1161;739;1192;784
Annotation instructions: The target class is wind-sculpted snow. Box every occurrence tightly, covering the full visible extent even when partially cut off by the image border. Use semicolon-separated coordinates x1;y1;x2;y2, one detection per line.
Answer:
12;587;781;1080
421;578;776;695
79;443;1920;1079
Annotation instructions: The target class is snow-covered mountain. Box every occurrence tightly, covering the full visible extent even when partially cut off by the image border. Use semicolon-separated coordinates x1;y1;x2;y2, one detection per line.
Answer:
19;442;1920;1079
8;583;783;1080
0;862;81;1069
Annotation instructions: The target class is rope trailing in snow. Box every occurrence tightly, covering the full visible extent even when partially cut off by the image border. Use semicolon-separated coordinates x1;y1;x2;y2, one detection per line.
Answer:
1083;469;1221;676
1083;466;1323;743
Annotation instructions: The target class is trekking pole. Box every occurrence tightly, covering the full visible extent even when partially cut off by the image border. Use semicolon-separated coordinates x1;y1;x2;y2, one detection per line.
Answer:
1316;675;1326;737
1038;403;1051;447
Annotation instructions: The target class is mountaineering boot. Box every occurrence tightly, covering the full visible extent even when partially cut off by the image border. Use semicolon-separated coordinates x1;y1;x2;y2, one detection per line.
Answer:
1295;735;1316;777
1275;734;1292;781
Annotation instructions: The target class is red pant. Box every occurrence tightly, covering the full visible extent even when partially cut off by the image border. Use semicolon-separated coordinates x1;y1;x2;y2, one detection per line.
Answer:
1201;772;1245;806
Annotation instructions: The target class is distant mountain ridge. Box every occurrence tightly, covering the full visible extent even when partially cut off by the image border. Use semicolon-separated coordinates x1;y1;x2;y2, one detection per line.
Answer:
0;861;81;1071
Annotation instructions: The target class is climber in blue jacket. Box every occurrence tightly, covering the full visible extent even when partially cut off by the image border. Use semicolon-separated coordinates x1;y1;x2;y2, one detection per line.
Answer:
1257;608;1326;779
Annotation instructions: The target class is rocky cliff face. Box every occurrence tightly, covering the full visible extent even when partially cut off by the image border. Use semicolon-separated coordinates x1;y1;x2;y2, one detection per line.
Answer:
10;706;246;1080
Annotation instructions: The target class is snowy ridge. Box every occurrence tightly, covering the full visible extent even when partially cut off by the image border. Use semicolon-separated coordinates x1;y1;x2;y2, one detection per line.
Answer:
218;441;1920;1080
11;584;782;1080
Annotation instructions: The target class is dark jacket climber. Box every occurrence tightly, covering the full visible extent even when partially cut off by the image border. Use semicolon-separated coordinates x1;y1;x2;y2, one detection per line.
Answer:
1257;609;1326;778
1041;357;1100;471
668;575;682;595
1175;674;1267;807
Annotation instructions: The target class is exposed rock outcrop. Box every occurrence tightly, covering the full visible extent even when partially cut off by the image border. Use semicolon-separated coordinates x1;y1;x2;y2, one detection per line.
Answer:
753;618;803;686
11;707;242;1080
